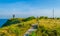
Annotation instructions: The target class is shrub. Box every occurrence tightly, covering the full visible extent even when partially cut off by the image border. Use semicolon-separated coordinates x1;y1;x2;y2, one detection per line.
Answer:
57;18;60;20
39;16;48;19
23;16;36;21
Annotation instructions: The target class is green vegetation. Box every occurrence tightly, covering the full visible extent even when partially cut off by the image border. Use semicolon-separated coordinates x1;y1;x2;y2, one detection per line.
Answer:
23;16;36;21
0;16;60;36
39;16;48;19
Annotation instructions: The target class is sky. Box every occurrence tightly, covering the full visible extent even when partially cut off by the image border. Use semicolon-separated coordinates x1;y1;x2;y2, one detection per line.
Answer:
0;0;60;19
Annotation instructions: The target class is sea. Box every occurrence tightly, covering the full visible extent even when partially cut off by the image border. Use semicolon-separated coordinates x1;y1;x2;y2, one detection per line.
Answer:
0;19;8;27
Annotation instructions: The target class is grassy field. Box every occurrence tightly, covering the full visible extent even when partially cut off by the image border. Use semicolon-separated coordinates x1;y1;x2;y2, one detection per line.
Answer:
0;17;60;36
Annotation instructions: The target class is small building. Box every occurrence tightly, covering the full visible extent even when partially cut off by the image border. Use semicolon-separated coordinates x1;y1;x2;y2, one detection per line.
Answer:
13;14;15;19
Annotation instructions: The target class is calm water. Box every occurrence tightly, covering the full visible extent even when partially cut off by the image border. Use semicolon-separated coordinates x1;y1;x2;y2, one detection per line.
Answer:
0;19;8;27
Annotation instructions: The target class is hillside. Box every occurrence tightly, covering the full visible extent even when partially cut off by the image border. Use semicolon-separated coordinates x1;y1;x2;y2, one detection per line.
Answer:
0;18;37;36
2;18;24;27
0;17;60;36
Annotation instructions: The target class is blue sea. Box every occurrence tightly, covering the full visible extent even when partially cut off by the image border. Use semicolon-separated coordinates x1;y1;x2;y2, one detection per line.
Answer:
0;19;8;27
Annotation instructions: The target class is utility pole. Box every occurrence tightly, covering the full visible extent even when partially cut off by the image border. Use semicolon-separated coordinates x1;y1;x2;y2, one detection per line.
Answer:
53;8;56;29
53;8;54;19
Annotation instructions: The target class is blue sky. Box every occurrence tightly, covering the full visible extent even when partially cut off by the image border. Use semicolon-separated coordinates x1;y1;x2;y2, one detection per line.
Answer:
0;0;60;18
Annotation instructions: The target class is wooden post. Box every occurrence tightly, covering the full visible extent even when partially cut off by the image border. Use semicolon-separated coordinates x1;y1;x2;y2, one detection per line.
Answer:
37;16;39;24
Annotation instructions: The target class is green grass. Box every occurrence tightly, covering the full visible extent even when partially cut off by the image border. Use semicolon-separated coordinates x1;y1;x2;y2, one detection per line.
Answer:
0;18;60;36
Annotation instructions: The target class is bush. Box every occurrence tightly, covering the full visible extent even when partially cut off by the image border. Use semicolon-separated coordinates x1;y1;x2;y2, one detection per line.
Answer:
57;18;60;20
23;16;36;21
2;19;21;27
39;16;48;19
44;16;48;19
39;26;46;33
